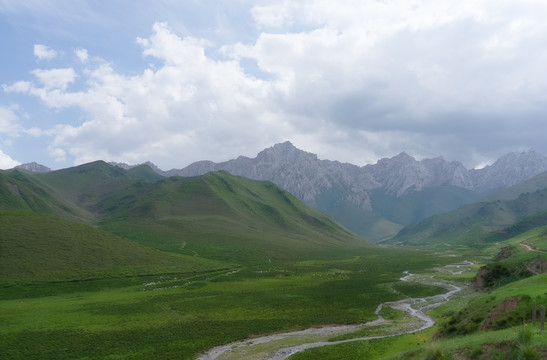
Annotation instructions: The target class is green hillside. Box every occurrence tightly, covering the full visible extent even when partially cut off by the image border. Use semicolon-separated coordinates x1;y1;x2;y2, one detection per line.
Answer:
100;171;372;263
36;161;148;214
481;170;547;202
311;185;403;242
127;164;165;182
370;186;480;226
389;188;547;246
0;211;228;285
0;170;93;221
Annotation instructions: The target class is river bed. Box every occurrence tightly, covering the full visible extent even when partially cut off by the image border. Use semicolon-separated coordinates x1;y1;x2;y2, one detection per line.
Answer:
196;262;471;360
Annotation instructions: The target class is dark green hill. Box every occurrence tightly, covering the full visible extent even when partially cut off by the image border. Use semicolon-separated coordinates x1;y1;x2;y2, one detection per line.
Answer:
36;161;147;214
0;211;228;285
389;188;547;246
127;164;165;182
483;208;547;243
100;171;373;264
0;170;92;221
2;161;371;266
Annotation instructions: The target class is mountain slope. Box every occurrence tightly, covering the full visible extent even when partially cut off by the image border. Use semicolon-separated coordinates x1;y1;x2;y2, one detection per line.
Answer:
99;171;373;263
0;211;228;285
176;143;547;241
389;188;547;246
0;169;93;221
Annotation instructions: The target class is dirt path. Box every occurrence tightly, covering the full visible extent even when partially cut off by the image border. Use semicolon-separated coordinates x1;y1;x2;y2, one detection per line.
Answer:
196;262;471;360
519;241;545;253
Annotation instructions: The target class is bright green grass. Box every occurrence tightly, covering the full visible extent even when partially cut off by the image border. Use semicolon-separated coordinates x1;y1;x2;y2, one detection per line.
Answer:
0;211;229;285
0;249;454;360
290;271;547;360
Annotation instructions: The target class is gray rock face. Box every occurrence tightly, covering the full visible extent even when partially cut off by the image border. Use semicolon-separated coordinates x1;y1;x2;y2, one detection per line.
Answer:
14;162;51;173
470;150;547;194
178;142;547;211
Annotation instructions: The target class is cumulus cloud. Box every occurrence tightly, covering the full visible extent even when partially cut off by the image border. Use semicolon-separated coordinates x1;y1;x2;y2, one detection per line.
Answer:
0;106;23;136
75;48;88;63
0;149;20;169
7;1;547;168
31;68;77;90
33;44;57;60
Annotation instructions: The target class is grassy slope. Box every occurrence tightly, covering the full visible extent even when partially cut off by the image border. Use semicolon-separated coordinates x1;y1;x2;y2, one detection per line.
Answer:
0;211;229;285
291;255;546;360
481;170;547;202
311;185;403;242
390;188;547;246
0;170;93;221
370;185;480;226
0;249;454;360
100;171;373;264
35;161;148;215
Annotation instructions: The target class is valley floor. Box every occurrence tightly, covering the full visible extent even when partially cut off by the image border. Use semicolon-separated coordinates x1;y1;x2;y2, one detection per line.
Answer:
196;261;471;360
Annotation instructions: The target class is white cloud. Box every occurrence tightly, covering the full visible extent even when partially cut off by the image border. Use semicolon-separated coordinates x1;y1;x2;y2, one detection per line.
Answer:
0;149;19;169
7;1;547;168
0;106;23;136
48;147;66;162
33;44;57;60
75;48;88;63
31;68;77;90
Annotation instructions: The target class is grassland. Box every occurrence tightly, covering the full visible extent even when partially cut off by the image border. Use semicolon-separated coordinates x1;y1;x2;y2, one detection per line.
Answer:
0;249;455;360
0;211;229;285
290;233;547;360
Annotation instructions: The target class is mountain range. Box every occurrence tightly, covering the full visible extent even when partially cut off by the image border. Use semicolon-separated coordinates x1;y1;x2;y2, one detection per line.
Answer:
1;162;371;284
15;142;547;242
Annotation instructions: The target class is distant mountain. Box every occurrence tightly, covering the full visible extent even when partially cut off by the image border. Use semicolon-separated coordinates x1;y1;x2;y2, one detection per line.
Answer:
389;188;547;246
14;162;51;173
109;161;179;177
470;150;547;194
175;142;547;241
26;143;547;242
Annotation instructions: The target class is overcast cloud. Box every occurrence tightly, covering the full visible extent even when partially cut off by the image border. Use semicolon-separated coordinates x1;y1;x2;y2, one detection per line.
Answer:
1;0;547;170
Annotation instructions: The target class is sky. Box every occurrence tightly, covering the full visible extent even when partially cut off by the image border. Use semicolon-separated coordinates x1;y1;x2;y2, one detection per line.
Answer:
1;0;547;170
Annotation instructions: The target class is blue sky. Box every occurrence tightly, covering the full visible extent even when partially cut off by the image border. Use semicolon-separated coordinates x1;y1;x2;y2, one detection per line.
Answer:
2;1;547;170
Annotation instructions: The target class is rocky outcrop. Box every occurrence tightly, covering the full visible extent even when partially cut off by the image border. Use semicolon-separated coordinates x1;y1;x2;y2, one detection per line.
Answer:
111;143;547;239
470;150;547;194
179;142;547;207
14;162;51;173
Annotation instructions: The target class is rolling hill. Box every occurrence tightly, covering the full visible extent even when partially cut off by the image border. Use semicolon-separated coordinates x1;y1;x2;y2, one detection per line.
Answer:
0;211;228;285
98;171;373;263
1;162;372;271
388;188;547;246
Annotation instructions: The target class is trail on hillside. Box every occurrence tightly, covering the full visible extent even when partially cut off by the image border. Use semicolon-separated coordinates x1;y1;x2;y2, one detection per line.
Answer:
520;241;545;253
196;262;471;360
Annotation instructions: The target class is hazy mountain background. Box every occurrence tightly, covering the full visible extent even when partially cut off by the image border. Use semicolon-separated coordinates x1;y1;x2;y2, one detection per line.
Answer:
14;142;547;242
167;142;547;241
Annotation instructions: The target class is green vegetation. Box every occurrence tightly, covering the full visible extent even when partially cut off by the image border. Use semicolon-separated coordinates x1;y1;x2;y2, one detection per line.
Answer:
0;250;452;360
98;171;372;263
311;184;404;242
3;160;547;359
370;186;480;226
390;188;547;246
0;211;228;285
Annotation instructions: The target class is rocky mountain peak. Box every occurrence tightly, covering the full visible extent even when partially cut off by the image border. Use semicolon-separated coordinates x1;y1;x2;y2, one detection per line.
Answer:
14;162;51;173
257;141;317;164
470;150;547;193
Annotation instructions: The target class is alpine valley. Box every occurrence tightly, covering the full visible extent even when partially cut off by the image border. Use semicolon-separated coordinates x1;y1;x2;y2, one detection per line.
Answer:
2;143;546;359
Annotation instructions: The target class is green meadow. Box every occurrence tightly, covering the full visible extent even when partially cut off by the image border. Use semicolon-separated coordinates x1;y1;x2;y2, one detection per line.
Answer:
0;249;454;360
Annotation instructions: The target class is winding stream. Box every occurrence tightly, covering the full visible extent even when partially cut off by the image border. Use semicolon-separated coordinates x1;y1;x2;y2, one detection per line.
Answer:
196;262;471;360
